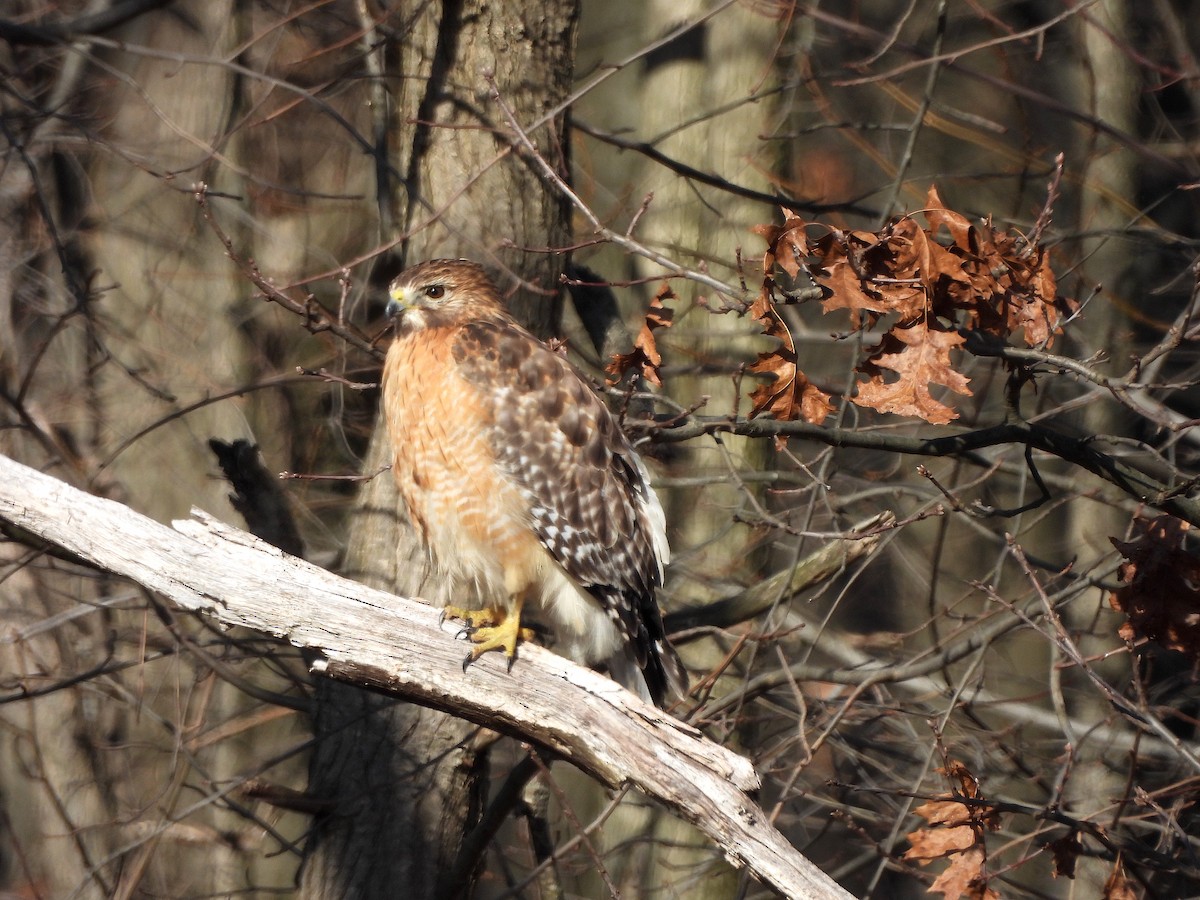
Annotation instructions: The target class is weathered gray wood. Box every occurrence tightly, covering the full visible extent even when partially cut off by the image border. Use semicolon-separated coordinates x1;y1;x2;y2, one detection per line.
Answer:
0;453;853;900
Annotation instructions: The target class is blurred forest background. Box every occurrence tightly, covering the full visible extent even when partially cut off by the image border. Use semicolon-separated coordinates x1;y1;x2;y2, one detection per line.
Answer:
3;0;1200;897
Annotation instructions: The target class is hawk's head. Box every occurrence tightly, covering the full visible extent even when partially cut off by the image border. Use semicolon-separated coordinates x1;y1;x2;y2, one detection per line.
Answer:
387;259;508;331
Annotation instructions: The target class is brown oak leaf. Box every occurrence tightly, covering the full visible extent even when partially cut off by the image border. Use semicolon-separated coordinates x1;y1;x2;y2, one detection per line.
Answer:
747;185;1073;429
906;762;1001;900
606;282;675;387
950;215;1070;349
1007;248;1061;346
1109;515;1200;659
879;217;937;295
855;323;973;425
906;824;977;861
925;185;973;249
922;189;1072;350
913;799;973;828
818;252;892;321
929;846;1000;900
814;227;913;323
942;760;986;800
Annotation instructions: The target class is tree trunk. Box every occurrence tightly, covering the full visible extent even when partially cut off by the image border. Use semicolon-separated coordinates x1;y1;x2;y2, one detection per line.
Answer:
1060;1;1139;893
298;2;578;897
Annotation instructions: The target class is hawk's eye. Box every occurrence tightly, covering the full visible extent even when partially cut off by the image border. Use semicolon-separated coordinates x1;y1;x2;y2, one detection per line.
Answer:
424;284;445;300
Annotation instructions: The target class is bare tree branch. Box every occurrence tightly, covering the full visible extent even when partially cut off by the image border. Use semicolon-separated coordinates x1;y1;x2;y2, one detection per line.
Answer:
0;453;853;900
0;0;178;46
647;415;1200;526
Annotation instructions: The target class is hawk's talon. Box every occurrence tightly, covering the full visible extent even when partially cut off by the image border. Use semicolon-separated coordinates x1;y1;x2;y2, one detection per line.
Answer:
442;602;533;670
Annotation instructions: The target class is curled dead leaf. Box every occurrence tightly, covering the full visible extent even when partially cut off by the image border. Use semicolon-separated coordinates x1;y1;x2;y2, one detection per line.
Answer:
1048;832;1082;879
1102;858;1138;900
925;185;973;249
751;208;812;278
606;282;675;387
747;286;834;430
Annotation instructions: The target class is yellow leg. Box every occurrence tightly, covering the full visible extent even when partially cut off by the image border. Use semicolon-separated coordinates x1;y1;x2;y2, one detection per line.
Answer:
442;597;536;670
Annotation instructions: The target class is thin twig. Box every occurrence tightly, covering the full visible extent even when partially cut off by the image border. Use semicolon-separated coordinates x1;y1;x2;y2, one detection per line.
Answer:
1007;537;1200;774
486;75;748;303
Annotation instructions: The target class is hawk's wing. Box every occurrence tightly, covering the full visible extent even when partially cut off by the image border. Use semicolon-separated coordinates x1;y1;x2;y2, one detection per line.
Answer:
452;321;666;593
451;320;678;694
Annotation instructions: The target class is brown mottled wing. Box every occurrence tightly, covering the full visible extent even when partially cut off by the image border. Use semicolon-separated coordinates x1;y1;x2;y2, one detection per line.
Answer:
451;321;674;689
452;321;661;592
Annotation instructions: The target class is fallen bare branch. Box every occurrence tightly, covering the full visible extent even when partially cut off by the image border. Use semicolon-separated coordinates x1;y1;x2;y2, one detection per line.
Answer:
0;453;853;900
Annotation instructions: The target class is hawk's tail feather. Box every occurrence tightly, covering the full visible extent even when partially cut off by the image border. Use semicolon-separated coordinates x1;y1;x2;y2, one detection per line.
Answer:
633;587;688;709
595;585;687;708
607;648;656;706
606;640;687;708
642;635;688;708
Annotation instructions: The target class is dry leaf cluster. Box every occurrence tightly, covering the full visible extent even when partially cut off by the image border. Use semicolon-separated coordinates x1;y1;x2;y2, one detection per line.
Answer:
1110;515;1200;661
904;762;1001;900
747;186;1074;426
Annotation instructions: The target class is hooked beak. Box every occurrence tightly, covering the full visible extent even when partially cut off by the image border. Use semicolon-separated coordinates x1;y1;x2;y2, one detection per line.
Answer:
385;285;411;320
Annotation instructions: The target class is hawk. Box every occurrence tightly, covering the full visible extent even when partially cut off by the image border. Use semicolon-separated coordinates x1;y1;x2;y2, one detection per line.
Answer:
382;259;686;707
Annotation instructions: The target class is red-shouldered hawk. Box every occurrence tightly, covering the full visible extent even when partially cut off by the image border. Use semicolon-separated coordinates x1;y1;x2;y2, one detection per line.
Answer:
382;259;686;707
